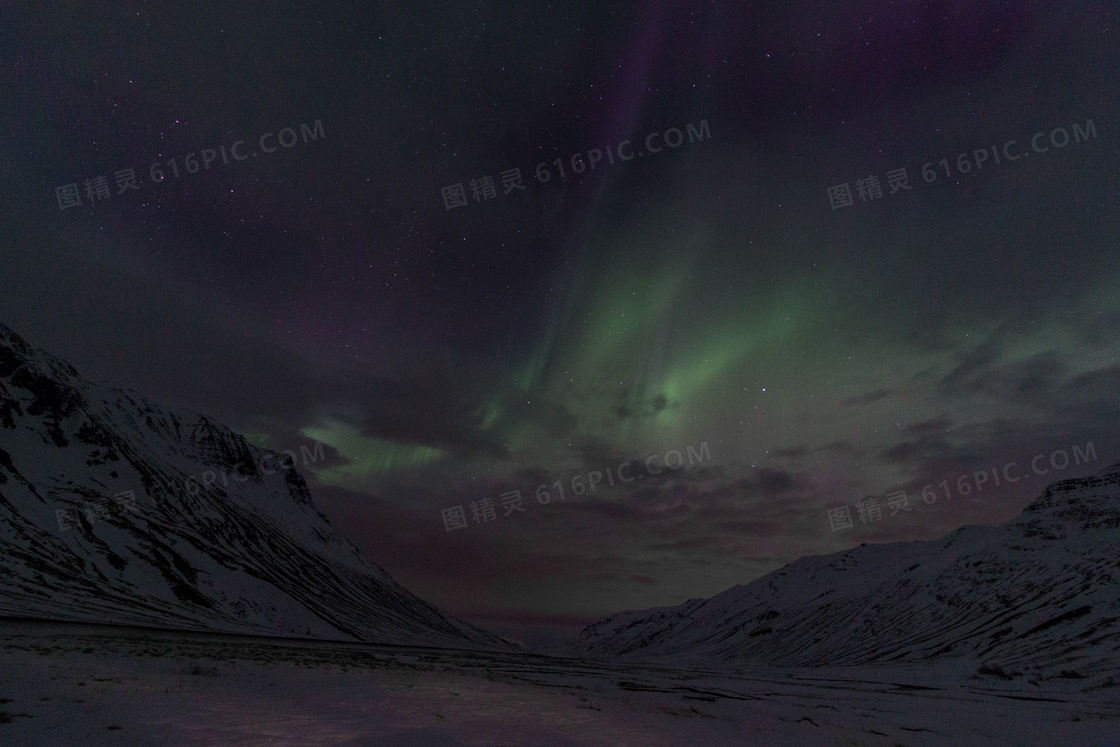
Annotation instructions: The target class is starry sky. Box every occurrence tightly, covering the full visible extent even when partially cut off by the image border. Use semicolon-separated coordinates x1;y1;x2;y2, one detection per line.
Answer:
2;1;1119;646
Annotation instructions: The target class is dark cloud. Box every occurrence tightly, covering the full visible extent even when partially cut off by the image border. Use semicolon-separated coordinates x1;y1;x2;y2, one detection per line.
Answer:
842;388;895;407
877;419;958;465
1060;364;1120;404
612;387;674;422
648;536;713;552
1076;311;1120;349
878;439;952;466
817;441;863;457
568;498;640;521
566;436;630;470
259;431;348;470
938;349;1064;407
714;519;778;535
937;338;1005;393
729;468;797;498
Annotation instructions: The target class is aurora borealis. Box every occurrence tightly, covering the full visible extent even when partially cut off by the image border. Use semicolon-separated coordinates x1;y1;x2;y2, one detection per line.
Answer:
3;1;1119;646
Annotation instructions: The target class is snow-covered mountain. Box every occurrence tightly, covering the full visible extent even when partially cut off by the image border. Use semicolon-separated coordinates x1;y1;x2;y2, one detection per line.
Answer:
568;463;1120;677
0;322;511;649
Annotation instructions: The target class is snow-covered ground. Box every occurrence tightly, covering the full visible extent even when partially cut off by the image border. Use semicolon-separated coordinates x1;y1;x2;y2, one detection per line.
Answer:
2;620;1117;745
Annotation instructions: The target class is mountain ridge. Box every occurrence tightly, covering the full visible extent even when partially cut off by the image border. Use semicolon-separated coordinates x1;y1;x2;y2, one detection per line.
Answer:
564;460;1120;678
0;321;513;650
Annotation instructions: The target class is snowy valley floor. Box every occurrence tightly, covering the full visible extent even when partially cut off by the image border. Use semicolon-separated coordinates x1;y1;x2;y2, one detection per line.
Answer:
0;620;1117;746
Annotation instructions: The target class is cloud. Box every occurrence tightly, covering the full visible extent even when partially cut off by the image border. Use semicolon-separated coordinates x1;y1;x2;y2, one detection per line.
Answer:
938;349;1065;407
729;468;797;498
842;388;895;407
877;418;958;465
817;441;863;457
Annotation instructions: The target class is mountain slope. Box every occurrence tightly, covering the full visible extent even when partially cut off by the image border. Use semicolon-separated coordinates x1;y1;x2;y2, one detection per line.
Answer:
569;463;1120;677
0;322;511;649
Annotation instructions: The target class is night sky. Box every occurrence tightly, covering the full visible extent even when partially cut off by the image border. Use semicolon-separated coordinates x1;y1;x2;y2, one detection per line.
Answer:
3;1;1119;646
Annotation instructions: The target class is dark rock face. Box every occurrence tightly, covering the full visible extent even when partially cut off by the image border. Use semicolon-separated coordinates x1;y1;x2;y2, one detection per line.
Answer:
0;322;511;649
